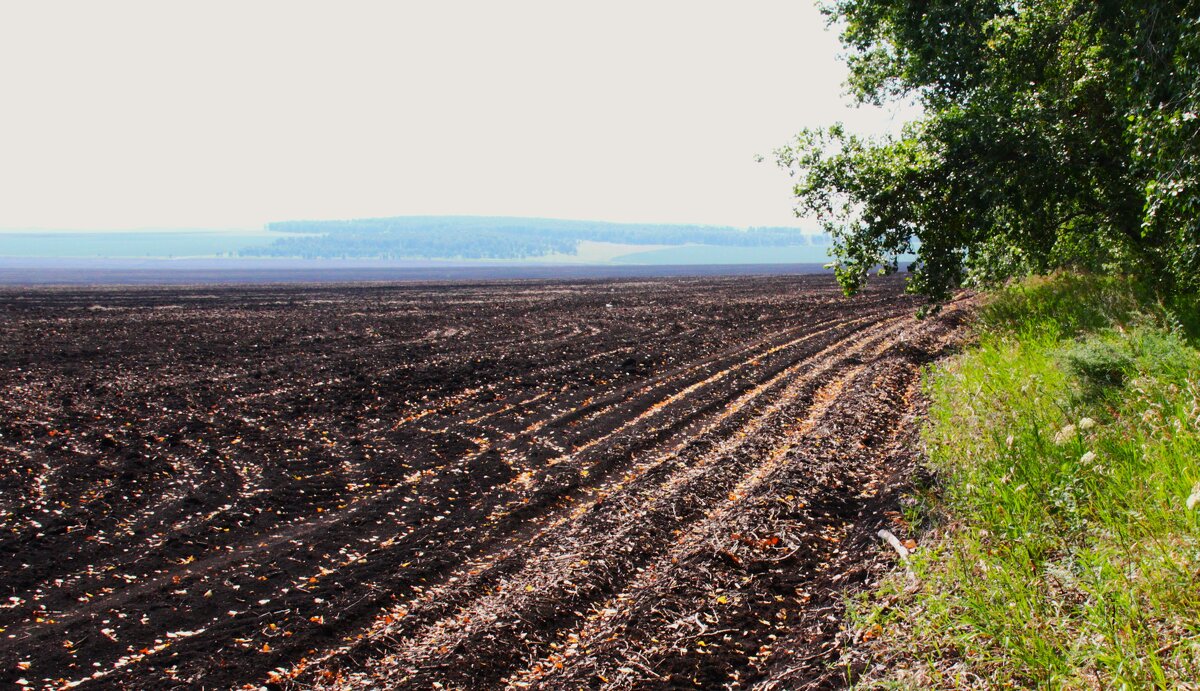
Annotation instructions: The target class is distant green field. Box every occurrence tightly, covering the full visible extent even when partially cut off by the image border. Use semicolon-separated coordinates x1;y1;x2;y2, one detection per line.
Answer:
0;232;278;258
611;244;832;265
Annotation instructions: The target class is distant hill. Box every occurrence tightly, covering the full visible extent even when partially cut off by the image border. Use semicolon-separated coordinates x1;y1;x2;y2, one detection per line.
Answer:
244;216;830;261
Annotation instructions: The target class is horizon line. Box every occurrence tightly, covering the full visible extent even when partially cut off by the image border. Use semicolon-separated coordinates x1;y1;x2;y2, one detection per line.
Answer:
0;214;820;234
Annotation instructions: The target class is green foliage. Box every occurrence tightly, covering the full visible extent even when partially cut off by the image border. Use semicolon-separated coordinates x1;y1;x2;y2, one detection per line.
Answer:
777;0;1200;301
848;274;1200;688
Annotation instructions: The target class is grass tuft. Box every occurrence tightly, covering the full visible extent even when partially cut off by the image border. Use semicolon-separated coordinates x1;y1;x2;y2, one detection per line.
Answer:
848;273;1200;689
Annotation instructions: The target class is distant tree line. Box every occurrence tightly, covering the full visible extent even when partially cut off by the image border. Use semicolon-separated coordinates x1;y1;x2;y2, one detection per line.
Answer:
241;216;829;260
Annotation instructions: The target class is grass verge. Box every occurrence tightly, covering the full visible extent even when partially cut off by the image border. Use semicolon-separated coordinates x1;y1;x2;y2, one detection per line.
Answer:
848;273;1200;689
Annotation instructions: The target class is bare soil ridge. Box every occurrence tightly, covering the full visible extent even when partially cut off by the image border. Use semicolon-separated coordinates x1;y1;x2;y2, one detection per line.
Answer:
0;275;966;689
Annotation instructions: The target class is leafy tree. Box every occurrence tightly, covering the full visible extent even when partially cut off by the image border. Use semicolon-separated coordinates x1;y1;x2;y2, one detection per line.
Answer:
776;0;1200;300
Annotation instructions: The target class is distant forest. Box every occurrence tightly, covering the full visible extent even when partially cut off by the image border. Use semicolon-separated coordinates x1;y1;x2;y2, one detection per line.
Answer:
243;216;829;260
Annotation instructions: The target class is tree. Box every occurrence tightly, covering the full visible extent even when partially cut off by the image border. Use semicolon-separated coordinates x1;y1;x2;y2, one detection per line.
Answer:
777;0;1200;301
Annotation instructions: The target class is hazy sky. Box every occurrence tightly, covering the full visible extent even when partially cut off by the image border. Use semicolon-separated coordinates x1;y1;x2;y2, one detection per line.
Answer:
0;1;914;231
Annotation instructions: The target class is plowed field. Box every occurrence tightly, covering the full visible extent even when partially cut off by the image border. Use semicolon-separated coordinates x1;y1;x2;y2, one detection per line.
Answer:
0;275;966;689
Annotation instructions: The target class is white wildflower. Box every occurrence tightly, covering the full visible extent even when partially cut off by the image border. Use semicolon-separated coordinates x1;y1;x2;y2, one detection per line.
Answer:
1079;417;1096;430
1080;451;1096;465
1187;482;1200;511
1005;435;1014;448
1053;424;1077;445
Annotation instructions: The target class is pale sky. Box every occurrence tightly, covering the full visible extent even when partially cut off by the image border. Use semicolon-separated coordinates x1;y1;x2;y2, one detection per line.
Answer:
0;1;914;231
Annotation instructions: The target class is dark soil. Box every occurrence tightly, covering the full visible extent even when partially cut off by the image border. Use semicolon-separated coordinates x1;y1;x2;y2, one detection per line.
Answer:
0;274;967;690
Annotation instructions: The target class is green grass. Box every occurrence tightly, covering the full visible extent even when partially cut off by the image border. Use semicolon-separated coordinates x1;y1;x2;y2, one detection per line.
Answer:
849;273;1200;689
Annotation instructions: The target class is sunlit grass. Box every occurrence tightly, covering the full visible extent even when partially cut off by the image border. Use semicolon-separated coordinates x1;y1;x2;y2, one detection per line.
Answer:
850;274;1200;689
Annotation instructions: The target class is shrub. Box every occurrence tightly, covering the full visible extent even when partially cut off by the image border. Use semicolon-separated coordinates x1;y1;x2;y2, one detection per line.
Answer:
1061;338;1133;389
